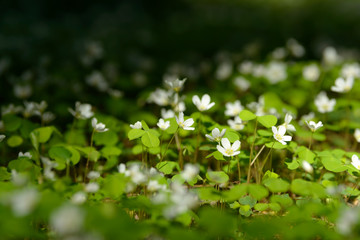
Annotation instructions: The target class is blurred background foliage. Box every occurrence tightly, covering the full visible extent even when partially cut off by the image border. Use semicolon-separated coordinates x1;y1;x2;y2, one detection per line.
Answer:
1;0;360;120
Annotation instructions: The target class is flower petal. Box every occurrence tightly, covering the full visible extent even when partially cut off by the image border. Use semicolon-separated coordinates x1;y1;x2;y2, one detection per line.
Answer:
278;125;286;135
231;140;241;151
221;138;231;149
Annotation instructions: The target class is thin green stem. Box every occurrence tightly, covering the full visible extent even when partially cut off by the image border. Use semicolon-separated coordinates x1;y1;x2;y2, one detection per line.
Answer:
308;131;313;150
84;129;95;181
247;119;258;183
194;114;203;164
260;142;275;174
160;128;178;162
237;156;241;182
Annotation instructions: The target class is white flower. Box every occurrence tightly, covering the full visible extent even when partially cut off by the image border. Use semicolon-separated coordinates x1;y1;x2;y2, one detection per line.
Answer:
303;64;320;82
2;104;23;115
225;100;243;117
161;109;175;119
271;47;287;60
252;64;265;77
351;155;360;170
157;118;170;130
281;113;296;132
164;78;186;92
0;135;6;142
192;94;215;111
147;180;166;192
42;112;55;123
228;116;245;131
130;121;142;129
341;63;360;79
41;157;58;181
85;182;99;193
205;128;226;142
234;76;250;91
175;112;195;131
217;138;241;157
86;71;108;92
331;77;354;93
174;101;186;112
71;191;87;205
301;112;315;124
148;88;172;106
181;164;199;182
14;84;32;99
68;102;94;119
238;61;253;74
10;188;39;217
301;160;313;173
272;125;292;145
314;92;336;113
11;170;28;186
87;171;101;179
91;118;108;132
306;121;323;132
323;46;341;65
264;61;287;84
18;152;32;159
216;61;233;80
354;129;360;142
119;163;147;185
287;38;305;57
50;205;85;236
336;207;359;235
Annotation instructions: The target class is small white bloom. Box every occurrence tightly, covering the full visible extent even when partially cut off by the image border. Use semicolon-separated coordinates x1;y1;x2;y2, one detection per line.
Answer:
130;121;142;129
50;205;85;236
323;46;341;65
205;128;226;142
147;180;166;192
174;101;186;113
0;135;5;142
161;109;175;119
10;188;39;217
148;88;172;106
351;155;360;170
228;116;245;131
91;118;109;132
157;118;170;130
234;76;250;91
238;61;253;74
287;38;305;57
41;157;57;181
181;164;199;182
301;160;313;173
225;100;243;117
252;64;265;77
314;92;336;113
86;71;108;92
264;61;287;84
18;152;32;159
14;84;32;99
192;94;215;112
175;112;195;131
217;138;241;157
42;112;55;123
68;102;94;119
336;207;359;235
331;77;354;93
87;171;101;180
11;170;28;186
164;78;186;92
85;182;100;193
303;64;320;82
216;61;233;80
306;121;323;132
271;47;287;60
354;129;360;143
341;63;360;79
301;112;315;124
281;113;296;132
71;191;87;205
272;125;292;145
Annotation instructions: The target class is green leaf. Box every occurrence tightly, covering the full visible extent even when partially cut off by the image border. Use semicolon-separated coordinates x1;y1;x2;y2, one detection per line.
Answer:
75;147;100;162
265;141;287;149
258;115;277;128
156;161;179;175
285;158;300;170
269;202;281;212
257;129;272;137
248;184;269;200
206;171;229;184
206;151;225;161
103;173;126;199
270;194;293;208
223;184;247;202
291;179;326;198
32;126;54;143
297;146;315;164
239;110;256;121
141;131;160;148
7;135;23;147
263;178;290;193
254;203;269;211
165;117;178;134
49;146;72;162
101;146;122;158
65;146;81;165
223;130;240;142
141;120;150;131
239;195;257;208
3;114;22;132
0;167;11;181
319;151;347;172
93;130;118;146
128;129;145;140
197;188;222;201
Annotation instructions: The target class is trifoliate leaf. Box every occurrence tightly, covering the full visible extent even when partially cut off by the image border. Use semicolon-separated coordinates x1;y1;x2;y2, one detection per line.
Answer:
206;171;229;184
239;110;256;121
141;131;160;148
7;135;23;147
128;129;145;140
258;115;277;128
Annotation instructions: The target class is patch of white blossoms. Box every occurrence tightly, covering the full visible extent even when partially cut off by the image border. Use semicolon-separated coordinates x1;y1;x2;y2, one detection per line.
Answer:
272;125;292;145
205;128;226;142
192;94;215;112
331;77;354;93
225;100;243;117
176;112;195;131
314;92;336;113
69;102;94;119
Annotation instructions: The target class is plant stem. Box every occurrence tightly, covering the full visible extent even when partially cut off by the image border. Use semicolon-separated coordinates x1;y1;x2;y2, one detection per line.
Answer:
308;131;314;150
250;145;266;166
260;142;275;174
237;156;241;182
247;120;258;183
84;129;95;181
160;128;178;162
194;114;203;164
